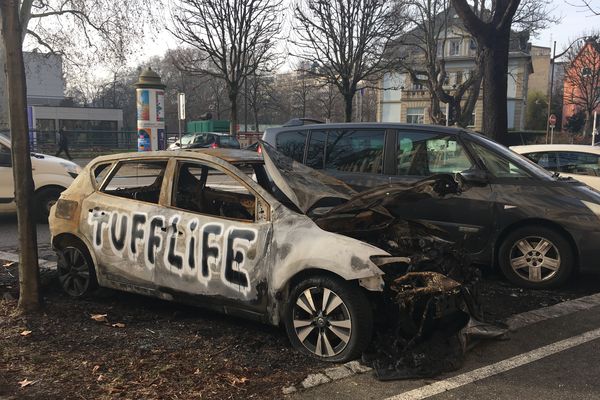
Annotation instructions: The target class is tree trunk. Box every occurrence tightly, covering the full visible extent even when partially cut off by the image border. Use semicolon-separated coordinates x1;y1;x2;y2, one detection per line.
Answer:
1;0;41;312
585;110;593;136
229;89;238;135
343;94;353;122
481;28;510;142
0;42;9;131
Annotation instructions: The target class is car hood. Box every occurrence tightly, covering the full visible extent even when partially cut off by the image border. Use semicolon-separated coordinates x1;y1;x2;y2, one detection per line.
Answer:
260;141;357;214
259;141;464;232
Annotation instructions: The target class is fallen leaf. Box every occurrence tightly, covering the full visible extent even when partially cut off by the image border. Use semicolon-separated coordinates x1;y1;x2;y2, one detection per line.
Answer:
90;314;108;323
3;261;15;268
97;374;104;382
193;368;200;375
18;379;37;388
20;330;32;336
92;365;100;373
111;323;126;328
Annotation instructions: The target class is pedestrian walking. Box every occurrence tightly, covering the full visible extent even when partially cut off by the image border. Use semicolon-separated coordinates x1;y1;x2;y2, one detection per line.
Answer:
55;128;72;160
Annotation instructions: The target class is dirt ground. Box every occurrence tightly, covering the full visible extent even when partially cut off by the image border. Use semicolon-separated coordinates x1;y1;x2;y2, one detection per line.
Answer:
1;261;599;399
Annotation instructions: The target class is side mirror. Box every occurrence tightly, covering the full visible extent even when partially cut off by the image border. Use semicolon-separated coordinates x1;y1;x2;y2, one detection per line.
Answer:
459;169;488;185
0;152;11;167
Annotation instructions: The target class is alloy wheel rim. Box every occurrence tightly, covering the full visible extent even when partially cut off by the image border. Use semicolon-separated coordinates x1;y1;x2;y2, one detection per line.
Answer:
57;247;90;296
509;236;560;283
292;286;352;357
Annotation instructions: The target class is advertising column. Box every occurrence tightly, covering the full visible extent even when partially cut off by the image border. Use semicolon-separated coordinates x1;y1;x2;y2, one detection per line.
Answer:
134;68;166;151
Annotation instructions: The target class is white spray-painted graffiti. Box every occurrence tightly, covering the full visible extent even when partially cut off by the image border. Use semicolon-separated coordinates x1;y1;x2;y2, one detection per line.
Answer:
87;210;257;294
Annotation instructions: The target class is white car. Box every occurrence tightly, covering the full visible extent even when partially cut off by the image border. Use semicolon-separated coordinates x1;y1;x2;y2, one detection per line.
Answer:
511;144;600;191
0;133;81;219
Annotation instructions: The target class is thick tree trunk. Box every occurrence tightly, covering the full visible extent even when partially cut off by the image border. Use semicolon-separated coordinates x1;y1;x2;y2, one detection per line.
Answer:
344;94;353;122
1;0;41;312
0;45;9;130
481;28;510;142
229;90;238;135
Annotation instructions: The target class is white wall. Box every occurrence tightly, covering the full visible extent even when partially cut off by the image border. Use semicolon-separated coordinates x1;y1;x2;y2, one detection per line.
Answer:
23;52;65;105
31;106;123;130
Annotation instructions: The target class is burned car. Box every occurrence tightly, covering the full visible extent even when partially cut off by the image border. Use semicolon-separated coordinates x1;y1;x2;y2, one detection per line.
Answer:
49;144;472;363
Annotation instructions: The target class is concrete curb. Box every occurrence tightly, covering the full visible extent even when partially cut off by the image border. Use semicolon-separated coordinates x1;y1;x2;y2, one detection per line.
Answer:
282;291;600;395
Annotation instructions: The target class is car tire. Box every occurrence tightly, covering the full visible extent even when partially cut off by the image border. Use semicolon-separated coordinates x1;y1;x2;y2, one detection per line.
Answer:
35;187;63;222
284;275;373;362
498;226;574;289
56;241;98;297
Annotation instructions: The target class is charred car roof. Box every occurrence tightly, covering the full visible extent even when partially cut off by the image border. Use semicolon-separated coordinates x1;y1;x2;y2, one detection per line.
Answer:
91;148;263;164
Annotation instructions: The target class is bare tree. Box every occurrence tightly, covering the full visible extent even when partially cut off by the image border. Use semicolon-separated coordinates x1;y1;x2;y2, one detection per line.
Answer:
294;0;406;122
570;0;600;15
451;0;555;141
0;0;159;129
397;1;483;127
1;0;40;312
0;0;157;312
170;0;282;134
563;37;600;135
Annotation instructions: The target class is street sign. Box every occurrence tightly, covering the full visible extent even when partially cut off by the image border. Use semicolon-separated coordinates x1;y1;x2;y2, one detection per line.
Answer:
549;114;557;127
178;93;186;120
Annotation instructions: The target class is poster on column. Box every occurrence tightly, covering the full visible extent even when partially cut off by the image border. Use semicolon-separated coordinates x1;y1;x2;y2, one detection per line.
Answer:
137;90;150;121
138;128;152;152
156;91;165;122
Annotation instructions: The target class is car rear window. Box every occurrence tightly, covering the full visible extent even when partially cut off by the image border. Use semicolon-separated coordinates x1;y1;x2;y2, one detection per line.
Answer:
219;136;240;148
101;161;167;204
275;131;307;162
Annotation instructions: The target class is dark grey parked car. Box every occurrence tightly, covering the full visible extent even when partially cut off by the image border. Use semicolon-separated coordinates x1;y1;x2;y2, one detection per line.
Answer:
169;132;241;150
263;122;600;289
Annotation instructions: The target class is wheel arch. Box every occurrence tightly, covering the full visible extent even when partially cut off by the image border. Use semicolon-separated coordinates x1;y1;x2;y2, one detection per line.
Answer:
494;218;579;270
52;232;99;277
35;184;67;196
275;268;364;323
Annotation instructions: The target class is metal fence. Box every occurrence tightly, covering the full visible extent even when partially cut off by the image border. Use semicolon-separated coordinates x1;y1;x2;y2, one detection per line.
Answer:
1;129;263;155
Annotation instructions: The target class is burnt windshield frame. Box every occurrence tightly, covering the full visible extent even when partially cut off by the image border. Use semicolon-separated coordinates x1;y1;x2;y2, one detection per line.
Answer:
462;131;555;181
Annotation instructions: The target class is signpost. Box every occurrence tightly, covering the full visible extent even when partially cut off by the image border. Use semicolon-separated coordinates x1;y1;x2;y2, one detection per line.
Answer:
178;93;186;143
548;114;557;144
593;111;598;146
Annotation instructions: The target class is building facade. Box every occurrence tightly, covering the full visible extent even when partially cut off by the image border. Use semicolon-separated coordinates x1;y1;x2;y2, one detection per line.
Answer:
378;24;536;132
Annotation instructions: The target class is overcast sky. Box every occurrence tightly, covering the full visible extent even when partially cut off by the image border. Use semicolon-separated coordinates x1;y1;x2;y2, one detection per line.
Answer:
79;0;600;80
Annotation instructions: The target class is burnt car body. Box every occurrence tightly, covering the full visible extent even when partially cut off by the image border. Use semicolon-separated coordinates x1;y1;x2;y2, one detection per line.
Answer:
263;123;600;288
52;146;469;362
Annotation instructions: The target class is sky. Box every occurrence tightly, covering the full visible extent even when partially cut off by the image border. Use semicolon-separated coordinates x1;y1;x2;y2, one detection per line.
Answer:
533;0;599;57
50;0;600;81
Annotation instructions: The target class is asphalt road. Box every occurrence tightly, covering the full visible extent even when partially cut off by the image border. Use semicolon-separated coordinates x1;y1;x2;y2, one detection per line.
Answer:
0;214;51;252
292;302;600;400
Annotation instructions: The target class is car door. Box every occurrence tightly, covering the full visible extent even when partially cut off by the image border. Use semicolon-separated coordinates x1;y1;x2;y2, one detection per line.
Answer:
0;142;15;213
81;159;169;290
386;130;494;255
155;158;272;317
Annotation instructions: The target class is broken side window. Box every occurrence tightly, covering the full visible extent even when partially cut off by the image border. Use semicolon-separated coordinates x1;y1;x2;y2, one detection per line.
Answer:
101;161;167;204
324;129;385;174
173;161;256;221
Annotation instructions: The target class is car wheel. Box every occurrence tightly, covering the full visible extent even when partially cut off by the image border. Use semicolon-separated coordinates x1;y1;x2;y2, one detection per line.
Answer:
284;275;373;362
498;226;574;289
35;187;63;222
57;242;98;297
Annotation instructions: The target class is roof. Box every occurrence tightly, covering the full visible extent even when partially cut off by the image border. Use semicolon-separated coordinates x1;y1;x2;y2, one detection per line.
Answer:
511;144;600;155
91;149;263;164
265;122;468;135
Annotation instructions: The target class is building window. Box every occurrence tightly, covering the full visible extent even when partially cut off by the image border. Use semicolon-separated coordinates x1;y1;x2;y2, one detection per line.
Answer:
468;39;477;55
449;39;461;56
467;111;476;127
455;71;463;85
406;108;425;124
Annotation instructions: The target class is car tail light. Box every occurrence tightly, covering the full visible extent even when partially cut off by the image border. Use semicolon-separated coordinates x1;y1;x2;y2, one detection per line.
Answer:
55;199;78;220
211;142;218;149
257;144;262;154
